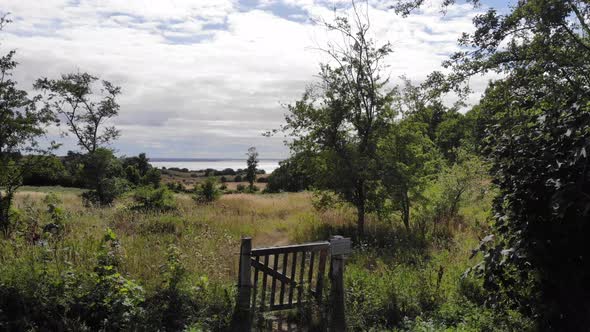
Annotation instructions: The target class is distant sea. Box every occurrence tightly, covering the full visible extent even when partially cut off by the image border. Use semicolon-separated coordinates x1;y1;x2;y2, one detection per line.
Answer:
150;158;282;174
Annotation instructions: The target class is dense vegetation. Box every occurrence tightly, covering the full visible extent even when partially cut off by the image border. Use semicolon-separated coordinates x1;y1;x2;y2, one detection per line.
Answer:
1;0;590;330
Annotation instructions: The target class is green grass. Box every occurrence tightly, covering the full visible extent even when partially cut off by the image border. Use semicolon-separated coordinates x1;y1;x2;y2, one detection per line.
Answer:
1;188;531;331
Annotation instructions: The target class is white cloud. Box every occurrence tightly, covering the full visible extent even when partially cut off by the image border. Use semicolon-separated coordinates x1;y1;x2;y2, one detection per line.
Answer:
1;0;490;158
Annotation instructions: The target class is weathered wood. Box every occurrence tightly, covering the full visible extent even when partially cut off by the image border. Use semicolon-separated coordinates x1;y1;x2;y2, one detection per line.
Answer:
288;251;298;305
316;248;328;301
279;253;288;304
251;256;260;310
329;236;347;331
298;251;306;305
330;237;352;256
308;251;315;292
237;237;348;317
270;254;279;307
260;255;269;311
251;242;329;255
251;257;297;286
260;301;308;312
232;237;252;330
237;237;252;311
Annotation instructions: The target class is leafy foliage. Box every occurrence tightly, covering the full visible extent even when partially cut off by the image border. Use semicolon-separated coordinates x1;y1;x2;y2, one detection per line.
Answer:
445;0;590;328
0;15;56;232
277;6;396;236
245;147;259;189
132;186;176;212
34;72;121;154
194;177;222;203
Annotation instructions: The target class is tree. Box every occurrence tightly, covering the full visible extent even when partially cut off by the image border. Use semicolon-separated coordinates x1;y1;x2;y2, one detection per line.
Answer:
245;147;258;189
265;153;315;193
80;148;128;205
429;0;590;328
379;119;439;230
34;72;121;154
0;15;55;232
276;1;395;236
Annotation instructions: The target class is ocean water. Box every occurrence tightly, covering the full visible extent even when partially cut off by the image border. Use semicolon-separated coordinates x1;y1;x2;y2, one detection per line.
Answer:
150;158;281;174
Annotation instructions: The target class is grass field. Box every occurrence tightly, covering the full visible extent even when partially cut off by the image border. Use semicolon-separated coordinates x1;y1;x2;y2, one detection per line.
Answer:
1;186;530;331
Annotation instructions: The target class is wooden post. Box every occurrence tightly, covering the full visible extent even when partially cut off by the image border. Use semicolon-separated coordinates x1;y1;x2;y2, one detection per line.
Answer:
330;235;350;332
232;237;252;330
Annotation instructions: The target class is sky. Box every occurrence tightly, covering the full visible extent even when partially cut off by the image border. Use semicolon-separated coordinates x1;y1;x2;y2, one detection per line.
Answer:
1;0;509;159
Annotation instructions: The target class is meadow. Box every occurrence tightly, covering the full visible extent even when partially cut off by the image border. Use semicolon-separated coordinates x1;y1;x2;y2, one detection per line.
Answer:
0;185;531;331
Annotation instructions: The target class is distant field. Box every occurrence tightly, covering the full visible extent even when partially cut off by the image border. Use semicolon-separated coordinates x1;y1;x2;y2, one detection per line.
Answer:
15;186;87;194
160;169;268;190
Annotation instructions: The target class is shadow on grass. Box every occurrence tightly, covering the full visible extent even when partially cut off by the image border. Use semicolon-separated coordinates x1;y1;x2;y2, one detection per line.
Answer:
295;219;432;265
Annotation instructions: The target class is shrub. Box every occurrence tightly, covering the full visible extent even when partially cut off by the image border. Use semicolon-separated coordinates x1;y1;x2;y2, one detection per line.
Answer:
132;186;176;212
194;178;221;203
236;184;246;192
82;228;145;330
142;168;162;187
125;165;142;185
82;177;130;206
311;190;341;212
234;175;243;182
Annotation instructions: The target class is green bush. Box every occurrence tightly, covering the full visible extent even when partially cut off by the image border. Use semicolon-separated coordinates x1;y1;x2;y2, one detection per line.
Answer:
311;190;341;212
82;177;130;206
82;228;146;330
0;227;234;331
132;186;176;212
142;168;162;187
194;178;221;203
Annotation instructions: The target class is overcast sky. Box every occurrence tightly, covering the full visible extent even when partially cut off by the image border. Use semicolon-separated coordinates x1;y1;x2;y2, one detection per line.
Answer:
1;0;508;159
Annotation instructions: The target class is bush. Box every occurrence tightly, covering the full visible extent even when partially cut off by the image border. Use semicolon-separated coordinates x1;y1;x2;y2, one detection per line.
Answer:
82;228;145;330
132;186;176;212
236;184;246;192
194;178;221;203
234;175;242;182
265;155;313;193
82;177;130;206
311;190;341;212
142;168;162;187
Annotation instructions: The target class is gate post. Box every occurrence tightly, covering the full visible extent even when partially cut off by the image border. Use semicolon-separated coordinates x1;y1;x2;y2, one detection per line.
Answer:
232;237;252;330
329;235;350;331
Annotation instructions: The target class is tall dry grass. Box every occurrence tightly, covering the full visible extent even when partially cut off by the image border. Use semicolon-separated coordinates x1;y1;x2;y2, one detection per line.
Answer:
8;189;336;291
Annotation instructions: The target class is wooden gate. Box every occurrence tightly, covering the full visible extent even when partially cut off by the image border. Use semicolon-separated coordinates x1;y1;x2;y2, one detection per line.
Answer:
233;236;351;330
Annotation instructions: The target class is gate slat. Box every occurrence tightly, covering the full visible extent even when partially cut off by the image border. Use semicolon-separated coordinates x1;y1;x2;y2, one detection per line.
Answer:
246;240;334;313
308;251;315;295
297;251;306;305
270;254;279;307
316;249;328;301
251;255;260;309
288;252;297;305
279;253;288;304
260;255;269;311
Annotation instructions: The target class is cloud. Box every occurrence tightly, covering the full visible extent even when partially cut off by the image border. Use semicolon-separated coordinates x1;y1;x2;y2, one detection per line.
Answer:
1;0;492;158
